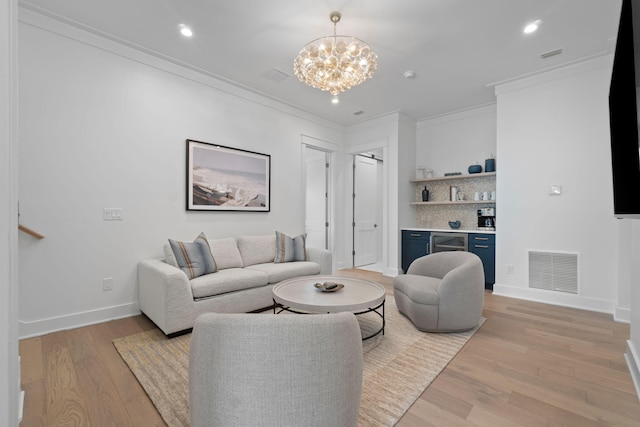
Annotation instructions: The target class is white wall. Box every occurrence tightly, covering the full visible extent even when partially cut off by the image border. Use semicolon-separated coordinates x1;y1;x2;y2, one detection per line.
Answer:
416;104;497;178
627;221;640;393
398;114;417;233
344;114;399;276
618;220;632;321
17;12;343;337
493;56;620;313
1;0;19;423
340;112;416;276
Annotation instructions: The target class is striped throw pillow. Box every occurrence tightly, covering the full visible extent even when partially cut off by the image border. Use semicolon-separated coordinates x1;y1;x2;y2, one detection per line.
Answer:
274;231;307;263
168;232;217;279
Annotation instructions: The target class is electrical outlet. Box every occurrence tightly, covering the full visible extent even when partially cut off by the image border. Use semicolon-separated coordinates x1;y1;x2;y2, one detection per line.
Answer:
549;185;562;195
103;277;113;291
506;264;514;274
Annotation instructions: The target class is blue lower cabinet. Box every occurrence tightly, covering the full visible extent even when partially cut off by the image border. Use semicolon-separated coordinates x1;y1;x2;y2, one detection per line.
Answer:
401;230;430;273
468;233;495;290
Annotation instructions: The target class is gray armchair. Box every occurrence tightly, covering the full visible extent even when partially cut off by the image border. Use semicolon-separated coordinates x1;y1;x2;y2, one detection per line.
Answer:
393;251;484;332
189;312;363;427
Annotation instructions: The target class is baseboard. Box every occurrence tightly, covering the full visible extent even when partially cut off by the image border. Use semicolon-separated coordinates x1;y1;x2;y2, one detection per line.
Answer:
19;302;140;339
492;284;615;316
615;306;631;324
19;390;24;423
383;267;400;278
335;260;348;271
626;340;640;402
19;356;23;423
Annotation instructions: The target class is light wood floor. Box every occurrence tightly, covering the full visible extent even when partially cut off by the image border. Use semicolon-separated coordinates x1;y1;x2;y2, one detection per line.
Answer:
19;269;640;426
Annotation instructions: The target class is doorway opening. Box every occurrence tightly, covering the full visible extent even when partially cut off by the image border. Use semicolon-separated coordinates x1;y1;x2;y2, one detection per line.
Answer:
352;151;383;272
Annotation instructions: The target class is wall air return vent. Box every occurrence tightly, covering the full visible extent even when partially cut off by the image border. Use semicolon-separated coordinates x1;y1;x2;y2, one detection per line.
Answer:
261;68;290;82
528;250;578;294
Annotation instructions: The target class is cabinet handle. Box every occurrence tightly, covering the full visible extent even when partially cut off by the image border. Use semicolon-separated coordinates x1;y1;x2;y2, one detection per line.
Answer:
474;245;489;249
410;234;421;237
475;237;489;241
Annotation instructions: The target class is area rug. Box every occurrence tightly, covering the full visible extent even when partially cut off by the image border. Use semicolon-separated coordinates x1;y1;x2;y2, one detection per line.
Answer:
114;297;484;427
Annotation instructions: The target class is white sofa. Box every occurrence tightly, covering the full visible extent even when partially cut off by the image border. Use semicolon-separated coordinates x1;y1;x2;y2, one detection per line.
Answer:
138;234;332;335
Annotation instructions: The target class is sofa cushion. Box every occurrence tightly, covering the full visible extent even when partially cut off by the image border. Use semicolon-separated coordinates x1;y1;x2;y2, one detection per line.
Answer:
209;237;243;270
274;231;307;263
190;268;269;299
393;274;441;305
163;243;178;268
168;233;217;279
237;235;276;266
245;261;320;283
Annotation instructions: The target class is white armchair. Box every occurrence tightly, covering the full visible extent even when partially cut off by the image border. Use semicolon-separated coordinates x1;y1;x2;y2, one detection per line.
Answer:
393;251;484;332
189;312;363;427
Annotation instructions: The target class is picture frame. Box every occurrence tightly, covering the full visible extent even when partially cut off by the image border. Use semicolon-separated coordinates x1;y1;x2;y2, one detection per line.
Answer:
186;139;271;212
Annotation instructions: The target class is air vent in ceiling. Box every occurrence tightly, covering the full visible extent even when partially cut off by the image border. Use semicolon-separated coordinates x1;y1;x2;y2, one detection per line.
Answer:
262;68;290;82
528;250;578;294
353;110;364;116
540;48;564;59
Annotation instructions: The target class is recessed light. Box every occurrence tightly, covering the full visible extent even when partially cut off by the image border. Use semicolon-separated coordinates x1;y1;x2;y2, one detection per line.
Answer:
179;25;193;37
403;70;416;79
331;95;340;105
524;20;541;34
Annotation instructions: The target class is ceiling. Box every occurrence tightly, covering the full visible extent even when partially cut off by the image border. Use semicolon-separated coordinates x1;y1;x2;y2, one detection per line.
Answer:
19;0;622;126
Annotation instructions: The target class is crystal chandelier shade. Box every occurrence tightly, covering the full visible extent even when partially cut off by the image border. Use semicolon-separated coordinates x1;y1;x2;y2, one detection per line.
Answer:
294;12;377;96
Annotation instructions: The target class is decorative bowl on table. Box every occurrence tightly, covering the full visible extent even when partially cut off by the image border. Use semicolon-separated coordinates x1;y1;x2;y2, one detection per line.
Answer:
314;282;344;292
448;220;461;229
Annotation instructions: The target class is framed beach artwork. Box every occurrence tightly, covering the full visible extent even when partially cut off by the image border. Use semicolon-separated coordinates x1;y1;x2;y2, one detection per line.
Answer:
186;139;271;212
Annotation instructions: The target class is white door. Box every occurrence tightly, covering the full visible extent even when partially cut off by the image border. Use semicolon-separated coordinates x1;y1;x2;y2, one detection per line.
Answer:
353;155;378;266
305;147;328;249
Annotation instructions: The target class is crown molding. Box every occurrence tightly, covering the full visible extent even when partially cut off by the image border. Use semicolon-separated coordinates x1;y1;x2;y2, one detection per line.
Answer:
417;103;496;128
491;54;613;96
18;4;345;132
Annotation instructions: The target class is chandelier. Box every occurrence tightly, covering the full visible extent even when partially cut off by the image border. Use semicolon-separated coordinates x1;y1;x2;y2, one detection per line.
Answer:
294;11;377;96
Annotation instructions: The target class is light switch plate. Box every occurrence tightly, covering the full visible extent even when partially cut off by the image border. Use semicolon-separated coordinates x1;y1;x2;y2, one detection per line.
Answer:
103;208;123;220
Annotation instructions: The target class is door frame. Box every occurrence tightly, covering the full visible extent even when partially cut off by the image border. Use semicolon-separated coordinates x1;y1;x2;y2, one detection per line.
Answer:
303;145;330;250
352;153;383;267
2;0;19;422
301;135;339;269
346;140;388;270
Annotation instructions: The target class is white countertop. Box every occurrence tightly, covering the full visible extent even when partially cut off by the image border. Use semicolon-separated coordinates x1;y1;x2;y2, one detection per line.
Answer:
402;227;496;234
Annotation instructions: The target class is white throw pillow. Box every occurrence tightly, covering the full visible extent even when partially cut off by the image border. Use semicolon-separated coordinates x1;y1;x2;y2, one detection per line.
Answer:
237;235;276;266
209;237;244;269
163;243;178;267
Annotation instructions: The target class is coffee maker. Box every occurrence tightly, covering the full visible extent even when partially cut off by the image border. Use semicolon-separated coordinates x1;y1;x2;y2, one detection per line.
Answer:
477;208;496;230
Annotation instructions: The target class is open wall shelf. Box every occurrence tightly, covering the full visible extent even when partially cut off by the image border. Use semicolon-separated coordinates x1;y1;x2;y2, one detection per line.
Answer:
411;172;496;229
411;171;496;183
410;200;496;206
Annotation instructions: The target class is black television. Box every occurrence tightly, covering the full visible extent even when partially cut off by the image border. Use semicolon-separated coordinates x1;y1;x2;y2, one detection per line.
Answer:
609;0;640;218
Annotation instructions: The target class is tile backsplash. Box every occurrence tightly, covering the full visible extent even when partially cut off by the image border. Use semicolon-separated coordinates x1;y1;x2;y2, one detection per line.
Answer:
414;174;496;230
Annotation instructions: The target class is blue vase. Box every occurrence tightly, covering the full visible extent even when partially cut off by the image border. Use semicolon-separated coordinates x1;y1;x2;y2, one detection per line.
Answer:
485;158;495;172
468;164;482;174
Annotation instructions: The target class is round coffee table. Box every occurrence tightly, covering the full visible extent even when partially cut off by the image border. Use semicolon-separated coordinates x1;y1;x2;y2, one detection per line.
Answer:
272;275;386;340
